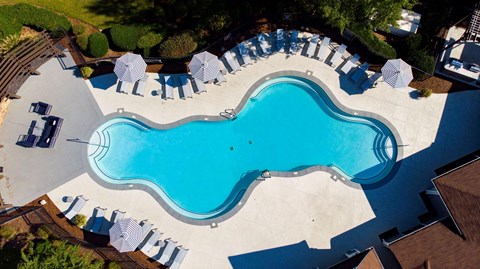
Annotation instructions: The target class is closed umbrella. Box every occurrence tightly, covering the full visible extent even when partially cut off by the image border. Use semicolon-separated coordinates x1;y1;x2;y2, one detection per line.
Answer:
114;53;147;83
189;51;220;82
381;59;413;88
109;218;143;252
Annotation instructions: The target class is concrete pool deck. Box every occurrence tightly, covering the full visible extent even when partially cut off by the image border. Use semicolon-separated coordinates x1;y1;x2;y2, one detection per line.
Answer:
1;44;480;268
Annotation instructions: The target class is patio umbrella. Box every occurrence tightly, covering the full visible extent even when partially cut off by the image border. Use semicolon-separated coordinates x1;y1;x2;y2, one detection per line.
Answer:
114;53;147;83
109;218;143;252
188;51;220;82
381;59;414;88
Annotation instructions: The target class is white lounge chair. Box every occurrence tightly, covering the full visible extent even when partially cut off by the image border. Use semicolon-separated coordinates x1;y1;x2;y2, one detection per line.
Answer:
64;196;87;220
163;75;174;99
117;81;129;94
166;247;188;269
289;30;299;54
340;54;360;74
350;63;370;83
317;37;331;62
237;43;253;66
257;33;271;56
139;220;154;240
329;43;347;67
90;207;106;233
192;78;206;93
157;239;177;265
217;59;228;75
306;34;319;57
275;29;284;53
133;75;147;96
361;72;382;91
139;229;162;253
178;75;193;99
214;72;226;85
223;51;241;73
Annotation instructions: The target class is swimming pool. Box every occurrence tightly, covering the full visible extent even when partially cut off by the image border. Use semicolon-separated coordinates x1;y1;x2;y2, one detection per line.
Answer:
88;76;397;220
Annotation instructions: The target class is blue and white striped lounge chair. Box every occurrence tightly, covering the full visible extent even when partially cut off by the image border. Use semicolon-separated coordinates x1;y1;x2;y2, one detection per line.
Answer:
318;37;331;62
289;30;299;54
139;229;163;253
306;34;319;57
214;72;226;85
117;81;129;94
218;59;228;75
157;239;177;264
64;195;87;220
192;78;206;93
133;75;147;96
90;207;106;233
350;63;370;83
178;74;193;99
163;75;174;99
360;72;382;91
257;33;271;56
329;43;347;67
139;220;154;240
275;29;284;53
340;54;360;75
223;51;241;73
237;43;253;66
166;247;188;269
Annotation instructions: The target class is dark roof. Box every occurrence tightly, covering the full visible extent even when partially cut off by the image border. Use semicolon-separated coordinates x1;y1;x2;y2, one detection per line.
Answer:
389;217;480;268
327;247;383;269
433;158;480;244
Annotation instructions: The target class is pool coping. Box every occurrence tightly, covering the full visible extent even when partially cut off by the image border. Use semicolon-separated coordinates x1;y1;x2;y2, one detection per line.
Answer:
82;70;404;226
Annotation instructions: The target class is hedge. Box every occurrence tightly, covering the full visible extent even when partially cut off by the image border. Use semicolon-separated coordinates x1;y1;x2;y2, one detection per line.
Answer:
159;32;197;58
76;34;89;52
0;4;71;39
110;25;142;51
350;27;397;60
88;32;109;58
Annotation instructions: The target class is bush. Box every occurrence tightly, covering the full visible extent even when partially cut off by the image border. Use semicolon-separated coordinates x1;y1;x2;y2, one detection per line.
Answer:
88;32;109;58
137;32;164;57
403;35;436;80
209;14;232;31
0;225;17;240
350;27;397;59
72;214;87;227
80;66;94;79
36;225;51;240
107;261;122;269
159;32;197;58
419;88;432;98
0;4;71;33
76;34;89;52
0;34;22;55
110;25;142;51
73;24;86;35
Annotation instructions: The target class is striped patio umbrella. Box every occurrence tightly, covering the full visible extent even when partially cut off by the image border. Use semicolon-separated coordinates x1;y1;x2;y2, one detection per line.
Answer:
109;218;143;252
381;59;414;88
114;53;147;83
188;51;220;82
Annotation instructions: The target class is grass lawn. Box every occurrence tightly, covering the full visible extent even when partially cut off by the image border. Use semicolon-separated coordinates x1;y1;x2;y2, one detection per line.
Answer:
0;0;115;28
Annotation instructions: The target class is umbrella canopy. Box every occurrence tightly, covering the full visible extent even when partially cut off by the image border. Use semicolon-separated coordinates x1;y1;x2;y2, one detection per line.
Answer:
381;59;413;88
188;51;220;82
109;218;143;252
114;53;147;83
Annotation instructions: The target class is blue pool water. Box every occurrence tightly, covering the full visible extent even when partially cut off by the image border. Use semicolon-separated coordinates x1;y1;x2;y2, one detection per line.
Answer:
88;76;397;220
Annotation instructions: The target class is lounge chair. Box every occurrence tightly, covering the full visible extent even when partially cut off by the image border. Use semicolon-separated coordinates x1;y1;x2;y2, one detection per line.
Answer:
329;44;347;67
318;37;331;62
33;102;52;115
166;247;188;269
218;60;228;75
178;75;193;99
360;72;382;91
257;33;271;56
340;54;360;75
289;30;299;54
64;196;87;220
214;72;226;85
90;207;106;233
18;134;40;148
237;43;253;66
156;239;177;264
222;51;241;73
133;75;147;96
117;81;129;94
350;63;370;83
306;34;319;57
192;78;206;93
275;29;284;53
163;75;174;99
139;229;163;253
139;220;154;240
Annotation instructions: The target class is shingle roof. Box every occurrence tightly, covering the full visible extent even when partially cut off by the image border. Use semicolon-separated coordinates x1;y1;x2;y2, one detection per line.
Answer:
327;247;383;269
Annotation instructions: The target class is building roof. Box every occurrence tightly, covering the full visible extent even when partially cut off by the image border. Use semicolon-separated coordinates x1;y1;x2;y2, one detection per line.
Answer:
327;247;384;269
389;9;421;36
433;158;480;244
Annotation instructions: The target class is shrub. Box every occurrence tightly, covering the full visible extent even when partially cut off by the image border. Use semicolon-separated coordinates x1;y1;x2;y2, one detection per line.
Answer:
403;35;436;80
73;24;86;35
350;27;397;59
159;32;197;58
0;225;17;240
76;34;89;52
110;25;142;51
88;32;109;58
80;66;94;79
137;32;164;57
36;225;51;240
0;34;22;55
107;261;122;269
72;214;87;227
0;4;71;32
419;88;432;98
209;14;232;31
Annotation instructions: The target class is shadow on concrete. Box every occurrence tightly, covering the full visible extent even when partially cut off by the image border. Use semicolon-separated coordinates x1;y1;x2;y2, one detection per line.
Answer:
89;73;118;90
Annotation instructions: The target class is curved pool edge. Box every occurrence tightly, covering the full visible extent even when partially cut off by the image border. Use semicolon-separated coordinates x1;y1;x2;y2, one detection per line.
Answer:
82;70;404;225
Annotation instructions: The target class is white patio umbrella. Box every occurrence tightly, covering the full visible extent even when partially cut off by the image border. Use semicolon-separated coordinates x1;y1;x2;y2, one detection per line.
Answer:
109;218;143;252
381;59;414;88
114;53;147;83
189;51;220;82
